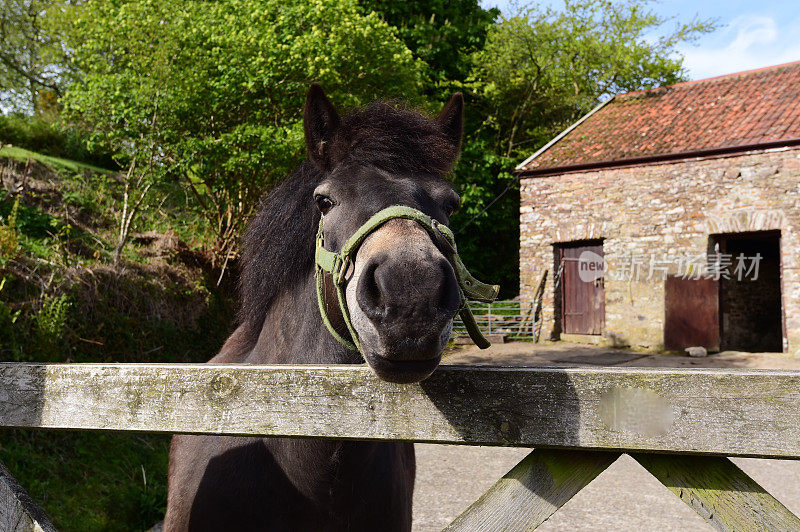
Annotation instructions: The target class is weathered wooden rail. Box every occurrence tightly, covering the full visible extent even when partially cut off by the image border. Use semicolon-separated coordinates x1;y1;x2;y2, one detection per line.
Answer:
1;362;799;530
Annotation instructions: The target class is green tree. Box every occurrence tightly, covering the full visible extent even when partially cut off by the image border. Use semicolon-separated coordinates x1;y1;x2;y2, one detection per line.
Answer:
359;0;498;88
451;0;714;296
0;0;73;113
63;0;178;265
472;0;714;159
63;0;424;267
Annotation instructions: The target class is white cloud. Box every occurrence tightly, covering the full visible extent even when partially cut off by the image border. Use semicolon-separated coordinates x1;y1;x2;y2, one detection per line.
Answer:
679;15;800;80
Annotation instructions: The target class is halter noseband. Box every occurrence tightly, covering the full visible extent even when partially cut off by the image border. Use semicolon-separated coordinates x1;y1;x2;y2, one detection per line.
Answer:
314;205;499;354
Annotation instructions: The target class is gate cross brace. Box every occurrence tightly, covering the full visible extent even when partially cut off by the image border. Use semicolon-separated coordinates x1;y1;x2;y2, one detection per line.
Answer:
0;460;56;532
444;449;800;532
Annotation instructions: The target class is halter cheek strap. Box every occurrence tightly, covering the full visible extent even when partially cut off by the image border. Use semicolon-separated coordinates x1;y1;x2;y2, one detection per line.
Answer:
314;205;500;354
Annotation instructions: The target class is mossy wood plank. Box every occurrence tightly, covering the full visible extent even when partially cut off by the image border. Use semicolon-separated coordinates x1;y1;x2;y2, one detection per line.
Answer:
0;363;800;457
0;461;56;532
444;449;619;531
633;453;800;531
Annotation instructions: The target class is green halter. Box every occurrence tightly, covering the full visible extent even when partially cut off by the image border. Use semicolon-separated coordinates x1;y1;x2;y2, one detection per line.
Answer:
314;205;499;353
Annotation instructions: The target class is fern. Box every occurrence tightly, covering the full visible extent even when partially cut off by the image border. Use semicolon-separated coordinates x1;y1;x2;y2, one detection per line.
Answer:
0;196;20;265
36;293;71;349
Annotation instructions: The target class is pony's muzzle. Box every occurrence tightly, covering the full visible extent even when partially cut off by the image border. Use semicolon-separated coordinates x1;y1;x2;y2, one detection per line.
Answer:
354;220;461;363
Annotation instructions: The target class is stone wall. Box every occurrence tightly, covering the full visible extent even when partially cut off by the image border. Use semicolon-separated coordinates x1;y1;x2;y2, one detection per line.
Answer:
519;146;800;355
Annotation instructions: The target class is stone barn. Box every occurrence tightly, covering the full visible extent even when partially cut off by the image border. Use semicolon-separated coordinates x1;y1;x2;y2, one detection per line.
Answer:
516;61;800;355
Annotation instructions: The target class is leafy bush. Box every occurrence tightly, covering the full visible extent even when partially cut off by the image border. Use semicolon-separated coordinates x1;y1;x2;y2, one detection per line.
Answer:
0;115;58;152
0;114;117;170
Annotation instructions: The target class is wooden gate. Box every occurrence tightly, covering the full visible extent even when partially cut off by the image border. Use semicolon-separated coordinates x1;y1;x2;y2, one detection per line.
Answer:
1;362;800;531
664;275;720;351
560;243;605;335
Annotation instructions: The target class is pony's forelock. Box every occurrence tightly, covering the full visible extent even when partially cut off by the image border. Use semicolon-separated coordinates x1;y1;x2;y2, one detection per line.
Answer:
329;101;460;176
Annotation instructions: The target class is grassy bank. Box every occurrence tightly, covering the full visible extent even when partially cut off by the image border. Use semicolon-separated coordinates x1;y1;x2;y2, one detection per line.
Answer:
0;147;235;529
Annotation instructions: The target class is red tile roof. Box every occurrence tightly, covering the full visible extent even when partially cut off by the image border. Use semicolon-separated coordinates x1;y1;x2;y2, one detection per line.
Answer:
518;60;800;175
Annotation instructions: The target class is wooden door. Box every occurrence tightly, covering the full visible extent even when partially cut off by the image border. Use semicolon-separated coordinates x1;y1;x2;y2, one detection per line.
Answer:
664;275;719;351
560;244;605;335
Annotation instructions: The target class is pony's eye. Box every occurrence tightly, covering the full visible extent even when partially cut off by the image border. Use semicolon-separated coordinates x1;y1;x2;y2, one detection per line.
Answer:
444;199;459;217
315;195;334;215
442;190;460;217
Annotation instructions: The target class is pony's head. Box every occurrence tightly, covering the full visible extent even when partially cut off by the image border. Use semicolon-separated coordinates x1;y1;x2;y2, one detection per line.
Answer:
306;84;464;383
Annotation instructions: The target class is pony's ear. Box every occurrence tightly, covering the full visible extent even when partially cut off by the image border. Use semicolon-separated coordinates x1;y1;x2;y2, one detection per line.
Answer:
436;93;464;150
304;83;341;170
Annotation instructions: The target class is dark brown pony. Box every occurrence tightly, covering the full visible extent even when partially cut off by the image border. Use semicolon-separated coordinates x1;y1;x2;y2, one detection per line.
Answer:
164;85;464;531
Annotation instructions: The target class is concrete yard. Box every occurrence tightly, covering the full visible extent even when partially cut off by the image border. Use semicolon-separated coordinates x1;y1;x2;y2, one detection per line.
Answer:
412;342;800;531
413;446;800;531
441;340;800;370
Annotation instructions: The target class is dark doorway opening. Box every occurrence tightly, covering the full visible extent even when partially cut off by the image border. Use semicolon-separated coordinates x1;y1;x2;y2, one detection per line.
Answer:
710;231;783;352
555;240;605;336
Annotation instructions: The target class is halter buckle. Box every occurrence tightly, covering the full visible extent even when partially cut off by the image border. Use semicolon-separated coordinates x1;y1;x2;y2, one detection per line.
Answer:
336;256;350;285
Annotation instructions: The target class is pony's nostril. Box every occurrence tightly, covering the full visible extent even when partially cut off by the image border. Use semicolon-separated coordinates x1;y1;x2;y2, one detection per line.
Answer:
441;259;461;308
438;258;461;316
357;260;385;320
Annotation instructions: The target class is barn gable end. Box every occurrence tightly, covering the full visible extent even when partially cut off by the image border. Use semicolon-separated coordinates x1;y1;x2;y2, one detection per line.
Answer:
517;60;800;355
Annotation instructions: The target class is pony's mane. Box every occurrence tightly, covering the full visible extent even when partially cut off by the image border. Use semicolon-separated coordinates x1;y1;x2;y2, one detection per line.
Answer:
238;101;458;340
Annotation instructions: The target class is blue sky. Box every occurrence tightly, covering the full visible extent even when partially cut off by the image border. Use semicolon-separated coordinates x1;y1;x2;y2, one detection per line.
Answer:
479;0;800;80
